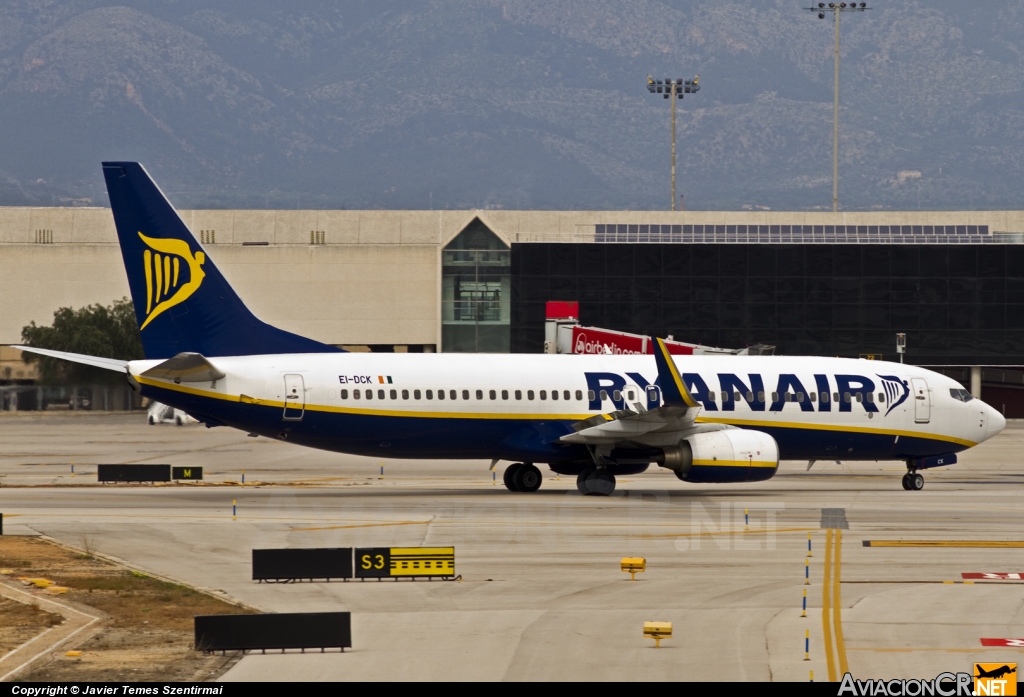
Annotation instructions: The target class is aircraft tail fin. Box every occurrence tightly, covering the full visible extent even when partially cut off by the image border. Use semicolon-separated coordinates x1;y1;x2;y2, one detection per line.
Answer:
101;162;341;359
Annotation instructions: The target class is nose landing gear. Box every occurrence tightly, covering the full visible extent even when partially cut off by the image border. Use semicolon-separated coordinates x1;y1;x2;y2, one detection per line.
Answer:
901;471;924;491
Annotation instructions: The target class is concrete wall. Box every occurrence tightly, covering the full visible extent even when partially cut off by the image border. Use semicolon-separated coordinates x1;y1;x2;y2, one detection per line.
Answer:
4;205;1024;348
0;243;438;346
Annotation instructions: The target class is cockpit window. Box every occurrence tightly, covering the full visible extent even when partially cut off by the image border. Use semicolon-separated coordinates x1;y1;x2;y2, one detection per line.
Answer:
949;388;973;403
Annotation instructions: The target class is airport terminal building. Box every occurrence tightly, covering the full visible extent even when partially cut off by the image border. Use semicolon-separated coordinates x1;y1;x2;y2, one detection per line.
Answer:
3;206;1024;413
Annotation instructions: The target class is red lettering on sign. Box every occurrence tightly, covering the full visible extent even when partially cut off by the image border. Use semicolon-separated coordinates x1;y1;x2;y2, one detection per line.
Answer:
981;638;1024;647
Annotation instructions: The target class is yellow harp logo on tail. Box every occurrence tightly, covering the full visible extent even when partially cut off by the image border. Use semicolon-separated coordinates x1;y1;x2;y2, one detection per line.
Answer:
138;232;206;330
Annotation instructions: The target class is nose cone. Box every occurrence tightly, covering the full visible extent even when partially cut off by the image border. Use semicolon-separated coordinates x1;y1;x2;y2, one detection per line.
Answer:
983;402;1006;441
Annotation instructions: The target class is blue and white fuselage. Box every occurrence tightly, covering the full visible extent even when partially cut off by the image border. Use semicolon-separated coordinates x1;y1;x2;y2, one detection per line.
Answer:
17;162;1006;494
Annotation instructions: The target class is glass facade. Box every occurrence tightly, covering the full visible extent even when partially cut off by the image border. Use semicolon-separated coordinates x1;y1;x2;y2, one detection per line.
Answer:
442;218;510;352
511;243;1024;365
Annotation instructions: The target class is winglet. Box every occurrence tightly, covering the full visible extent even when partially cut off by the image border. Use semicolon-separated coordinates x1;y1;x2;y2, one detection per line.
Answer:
653;338;698;408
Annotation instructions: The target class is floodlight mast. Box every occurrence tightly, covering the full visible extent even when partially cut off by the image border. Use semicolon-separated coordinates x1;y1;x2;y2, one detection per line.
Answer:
804;2;870;212
646;75;700;211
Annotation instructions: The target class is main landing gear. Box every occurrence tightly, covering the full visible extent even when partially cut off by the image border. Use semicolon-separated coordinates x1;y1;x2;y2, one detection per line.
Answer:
503;463;542;492
577;467;616;496
901;471;924;491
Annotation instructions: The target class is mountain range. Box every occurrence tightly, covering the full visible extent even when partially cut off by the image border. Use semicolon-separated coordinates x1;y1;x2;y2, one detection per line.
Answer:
1;0;1023;211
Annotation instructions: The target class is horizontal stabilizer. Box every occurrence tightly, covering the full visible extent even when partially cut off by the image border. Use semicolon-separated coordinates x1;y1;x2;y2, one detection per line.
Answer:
141;352;225;383
13;346;128;372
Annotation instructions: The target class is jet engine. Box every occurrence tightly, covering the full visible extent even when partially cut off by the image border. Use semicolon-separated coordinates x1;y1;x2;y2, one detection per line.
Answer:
657;429;779;483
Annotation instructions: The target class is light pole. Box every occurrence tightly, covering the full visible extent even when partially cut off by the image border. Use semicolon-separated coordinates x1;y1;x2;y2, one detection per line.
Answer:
805;2;870;212
647;75;700;211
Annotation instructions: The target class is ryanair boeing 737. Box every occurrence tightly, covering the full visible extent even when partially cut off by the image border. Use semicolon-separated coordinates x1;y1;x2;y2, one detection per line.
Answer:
16;163;1006;495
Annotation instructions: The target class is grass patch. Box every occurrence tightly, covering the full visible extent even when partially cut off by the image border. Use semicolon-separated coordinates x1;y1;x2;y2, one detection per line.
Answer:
0;536;252;681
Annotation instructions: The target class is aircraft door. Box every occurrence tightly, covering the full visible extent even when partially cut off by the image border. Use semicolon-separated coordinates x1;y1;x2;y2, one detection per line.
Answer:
283;374;305;420
911;377;930;423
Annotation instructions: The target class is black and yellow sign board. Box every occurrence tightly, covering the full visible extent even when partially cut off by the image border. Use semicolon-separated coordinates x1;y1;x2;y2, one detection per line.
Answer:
172;466;203;480
354;547;455;579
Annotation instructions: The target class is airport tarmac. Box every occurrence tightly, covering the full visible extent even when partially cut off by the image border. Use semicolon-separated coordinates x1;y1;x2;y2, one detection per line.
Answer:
1;411;1023;682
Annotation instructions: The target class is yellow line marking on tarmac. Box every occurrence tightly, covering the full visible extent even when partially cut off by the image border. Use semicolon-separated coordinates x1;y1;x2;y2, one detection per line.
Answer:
822;529;836;683
863;540;1024;548
833;529;848;676
629;526;817;539
291;521;431;531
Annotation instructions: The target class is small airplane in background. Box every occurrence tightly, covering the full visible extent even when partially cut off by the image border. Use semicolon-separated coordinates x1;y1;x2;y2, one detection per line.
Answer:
17;163;1005;495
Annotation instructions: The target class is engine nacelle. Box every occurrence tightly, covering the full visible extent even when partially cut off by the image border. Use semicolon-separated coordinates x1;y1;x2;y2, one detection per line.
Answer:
658;429;779;483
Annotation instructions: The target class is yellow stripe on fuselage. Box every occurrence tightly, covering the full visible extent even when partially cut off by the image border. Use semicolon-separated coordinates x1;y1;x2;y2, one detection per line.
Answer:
136;376;974;446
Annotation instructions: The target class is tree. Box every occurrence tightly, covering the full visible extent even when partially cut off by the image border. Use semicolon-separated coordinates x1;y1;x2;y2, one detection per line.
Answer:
21;298;144;384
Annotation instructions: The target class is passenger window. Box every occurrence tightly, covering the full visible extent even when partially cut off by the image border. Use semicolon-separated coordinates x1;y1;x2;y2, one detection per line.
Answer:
587;390;594;401
426;389;433;400
451;390;457;400
708;392;716;402
758;391;765;402
341;389;348;399
746;391;753;402
390;389;397;400
551;390;558;401
515;390;522;400
366;390;373;401
771;392;779;402
463;390;470;400
599;390;608;400
809;392;816;402
784;393;791;402
878;392;885;402
527;390;535;400
540;390;547;400
437;390;445;400
734;392;741;402
378;389;385;399
414;389;421;399
402;389;409;399
843;392;851;403
502;390;509;400
476;390;483;400
865;392;874;403
855;393;863;403
577;390;584;401
353;389;361;399
612;390;621;401
490;390;497;400
821;392;829;403
797;392;804;403
833;392;840;402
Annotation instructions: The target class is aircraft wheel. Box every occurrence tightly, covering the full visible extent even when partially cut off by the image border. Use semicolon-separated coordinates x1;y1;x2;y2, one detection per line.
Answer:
514;463;542;492
901;473;911;490
148;415;155;425
503;463;523;492
175;415;184;426
910;473;924;491
587;470;616;496
577;467;595;495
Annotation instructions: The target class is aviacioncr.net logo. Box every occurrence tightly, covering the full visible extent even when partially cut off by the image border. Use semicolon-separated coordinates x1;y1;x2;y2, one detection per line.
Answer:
838;671;973;696
138;232;206;330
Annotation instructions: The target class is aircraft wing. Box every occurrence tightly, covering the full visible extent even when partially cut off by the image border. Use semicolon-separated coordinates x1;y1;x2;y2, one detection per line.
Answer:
559;338;703;445
140;352;225;383
13;346;128;372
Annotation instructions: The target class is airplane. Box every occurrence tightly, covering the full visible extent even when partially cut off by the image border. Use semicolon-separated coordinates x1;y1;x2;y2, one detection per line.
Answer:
15;162;1006;495
975;665;1016;680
